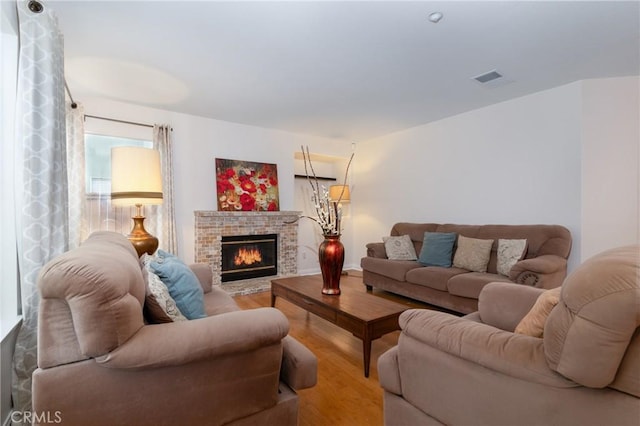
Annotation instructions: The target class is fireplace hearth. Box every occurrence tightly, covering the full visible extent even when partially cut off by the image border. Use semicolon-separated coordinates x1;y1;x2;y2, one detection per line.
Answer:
221;234;277;282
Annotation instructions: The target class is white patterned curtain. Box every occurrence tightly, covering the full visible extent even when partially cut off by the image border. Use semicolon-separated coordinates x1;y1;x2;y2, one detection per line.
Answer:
153;124;178;254
66;103;86;248
12;0;68;417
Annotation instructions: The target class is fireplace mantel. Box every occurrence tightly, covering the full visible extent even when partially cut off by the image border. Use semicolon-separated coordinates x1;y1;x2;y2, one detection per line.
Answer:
194;210;301;292
194;211;301;219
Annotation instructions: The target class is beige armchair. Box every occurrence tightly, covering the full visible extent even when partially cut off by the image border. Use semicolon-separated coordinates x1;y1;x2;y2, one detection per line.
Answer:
32;232;317;426
379;245;640;426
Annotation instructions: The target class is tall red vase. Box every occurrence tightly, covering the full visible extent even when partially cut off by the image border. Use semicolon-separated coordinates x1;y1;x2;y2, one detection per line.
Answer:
319;234;344;295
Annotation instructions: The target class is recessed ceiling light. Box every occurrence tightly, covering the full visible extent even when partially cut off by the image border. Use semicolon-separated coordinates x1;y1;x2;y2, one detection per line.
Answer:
428;12;443;23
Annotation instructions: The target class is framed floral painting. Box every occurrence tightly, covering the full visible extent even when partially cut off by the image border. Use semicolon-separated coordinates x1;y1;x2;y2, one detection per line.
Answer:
215;158;280;211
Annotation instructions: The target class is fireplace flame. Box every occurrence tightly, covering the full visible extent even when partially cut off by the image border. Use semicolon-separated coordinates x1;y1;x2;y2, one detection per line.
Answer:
234;247;263;266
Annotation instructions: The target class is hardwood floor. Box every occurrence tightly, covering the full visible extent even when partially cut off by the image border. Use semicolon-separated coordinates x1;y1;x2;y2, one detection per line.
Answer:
233;273;432;426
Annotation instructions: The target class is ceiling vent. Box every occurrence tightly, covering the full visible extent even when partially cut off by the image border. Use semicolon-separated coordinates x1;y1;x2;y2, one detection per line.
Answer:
473;70;503;84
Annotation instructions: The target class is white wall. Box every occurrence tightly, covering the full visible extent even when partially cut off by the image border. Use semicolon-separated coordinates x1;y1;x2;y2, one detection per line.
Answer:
82;97;352;267
353;82;584;271
353;77;640;272
581;77;640;259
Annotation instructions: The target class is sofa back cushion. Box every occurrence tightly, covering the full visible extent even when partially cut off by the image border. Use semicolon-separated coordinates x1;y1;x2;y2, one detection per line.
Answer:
390;223;571;275
544;245;639;389
38;232;146;368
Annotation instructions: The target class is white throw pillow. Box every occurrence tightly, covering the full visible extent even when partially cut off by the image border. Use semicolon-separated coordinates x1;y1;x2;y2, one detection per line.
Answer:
497;239;528;276
383;235;418;261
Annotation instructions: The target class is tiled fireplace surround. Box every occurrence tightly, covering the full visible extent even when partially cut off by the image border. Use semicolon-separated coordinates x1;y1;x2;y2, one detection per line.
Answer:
194;211;300;294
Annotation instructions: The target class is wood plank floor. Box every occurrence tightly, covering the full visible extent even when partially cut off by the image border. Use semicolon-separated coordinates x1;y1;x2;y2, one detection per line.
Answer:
233;273;433;426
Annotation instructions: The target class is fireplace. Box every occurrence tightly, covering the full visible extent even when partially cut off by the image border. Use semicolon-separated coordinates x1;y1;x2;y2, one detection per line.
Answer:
221;234;278;282
194;211;300;293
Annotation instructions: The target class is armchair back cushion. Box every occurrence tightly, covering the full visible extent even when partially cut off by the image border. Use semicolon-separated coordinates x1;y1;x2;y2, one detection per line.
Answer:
37;232;146;368
545;245;640;390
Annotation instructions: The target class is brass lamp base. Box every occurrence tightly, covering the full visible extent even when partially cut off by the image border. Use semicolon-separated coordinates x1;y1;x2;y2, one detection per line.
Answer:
128;215;159;257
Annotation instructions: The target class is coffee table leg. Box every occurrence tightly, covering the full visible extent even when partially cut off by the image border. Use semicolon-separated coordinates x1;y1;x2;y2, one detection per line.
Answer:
363;330;372;378
271;293;276;307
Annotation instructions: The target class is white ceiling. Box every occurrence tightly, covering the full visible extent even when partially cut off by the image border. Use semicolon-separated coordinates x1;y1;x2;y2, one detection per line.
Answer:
53;1;640;141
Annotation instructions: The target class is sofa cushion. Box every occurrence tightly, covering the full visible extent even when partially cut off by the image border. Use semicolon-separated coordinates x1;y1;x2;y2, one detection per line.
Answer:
514;286;561;337
151;250;207;320
447;272;512;299
383;235;418;260
452;235;494;273
418;232;457;267
406;267;469;291
360;257;422;282
497;239;528;276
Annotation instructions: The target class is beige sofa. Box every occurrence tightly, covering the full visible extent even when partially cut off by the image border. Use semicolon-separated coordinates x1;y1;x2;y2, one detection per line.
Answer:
32;232;317;426
361;223;572;313
378;245;640;426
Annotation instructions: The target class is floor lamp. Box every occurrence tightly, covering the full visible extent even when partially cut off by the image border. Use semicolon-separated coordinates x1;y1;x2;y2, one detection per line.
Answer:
111;146;163;257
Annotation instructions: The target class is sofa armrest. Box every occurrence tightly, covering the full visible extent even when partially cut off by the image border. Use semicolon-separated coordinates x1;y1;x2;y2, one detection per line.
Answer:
378;346;402;395
399;309;577;388
478;282;545;331
366;242;387;258
189;263;213;293
280;336;317;390
96;308;289;369
509;255;567;289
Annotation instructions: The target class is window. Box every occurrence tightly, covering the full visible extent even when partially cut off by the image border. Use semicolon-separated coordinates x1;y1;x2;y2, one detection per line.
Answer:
83;134;156;236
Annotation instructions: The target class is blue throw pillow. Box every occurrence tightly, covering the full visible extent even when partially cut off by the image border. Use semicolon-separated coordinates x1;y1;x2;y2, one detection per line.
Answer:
151;250;206;320
418;232;457;267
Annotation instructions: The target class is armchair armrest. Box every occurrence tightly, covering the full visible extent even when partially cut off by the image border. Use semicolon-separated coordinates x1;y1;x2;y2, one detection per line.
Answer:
280;336;317;390
510;254;567;289
478;282;545;331
366;242;387;258
378;346;402;395
189;263;213;293
97;308;289;369
399;309;576;388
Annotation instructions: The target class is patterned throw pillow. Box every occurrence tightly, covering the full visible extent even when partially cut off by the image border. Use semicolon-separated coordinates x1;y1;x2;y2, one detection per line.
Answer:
497;239;528;276
452;235;494;272
383;235;418;260
141;254;187;323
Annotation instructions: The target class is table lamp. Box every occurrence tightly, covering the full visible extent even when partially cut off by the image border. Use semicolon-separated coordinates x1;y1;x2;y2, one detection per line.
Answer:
111;146;163;257
329;184;350;204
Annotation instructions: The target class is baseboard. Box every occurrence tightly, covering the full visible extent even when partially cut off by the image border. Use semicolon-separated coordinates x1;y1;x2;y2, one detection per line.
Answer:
297;268;320;276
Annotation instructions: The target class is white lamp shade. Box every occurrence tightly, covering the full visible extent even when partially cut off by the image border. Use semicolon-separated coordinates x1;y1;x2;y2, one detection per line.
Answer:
111;147;163;206
329;185;350;202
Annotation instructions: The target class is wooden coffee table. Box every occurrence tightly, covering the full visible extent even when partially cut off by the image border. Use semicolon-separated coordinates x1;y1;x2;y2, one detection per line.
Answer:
271;274;409;377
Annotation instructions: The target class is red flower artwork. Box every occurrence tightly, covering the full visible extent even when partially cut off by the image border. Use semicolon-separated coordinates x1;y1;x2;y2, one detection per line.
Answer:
215;158;280;211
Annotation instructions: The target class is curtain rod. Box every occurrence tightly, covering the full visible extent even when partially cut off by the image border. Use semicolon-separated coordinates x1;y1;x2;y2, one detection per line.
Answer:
85;114;155;129
64;78;78;109
65;78;172;131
